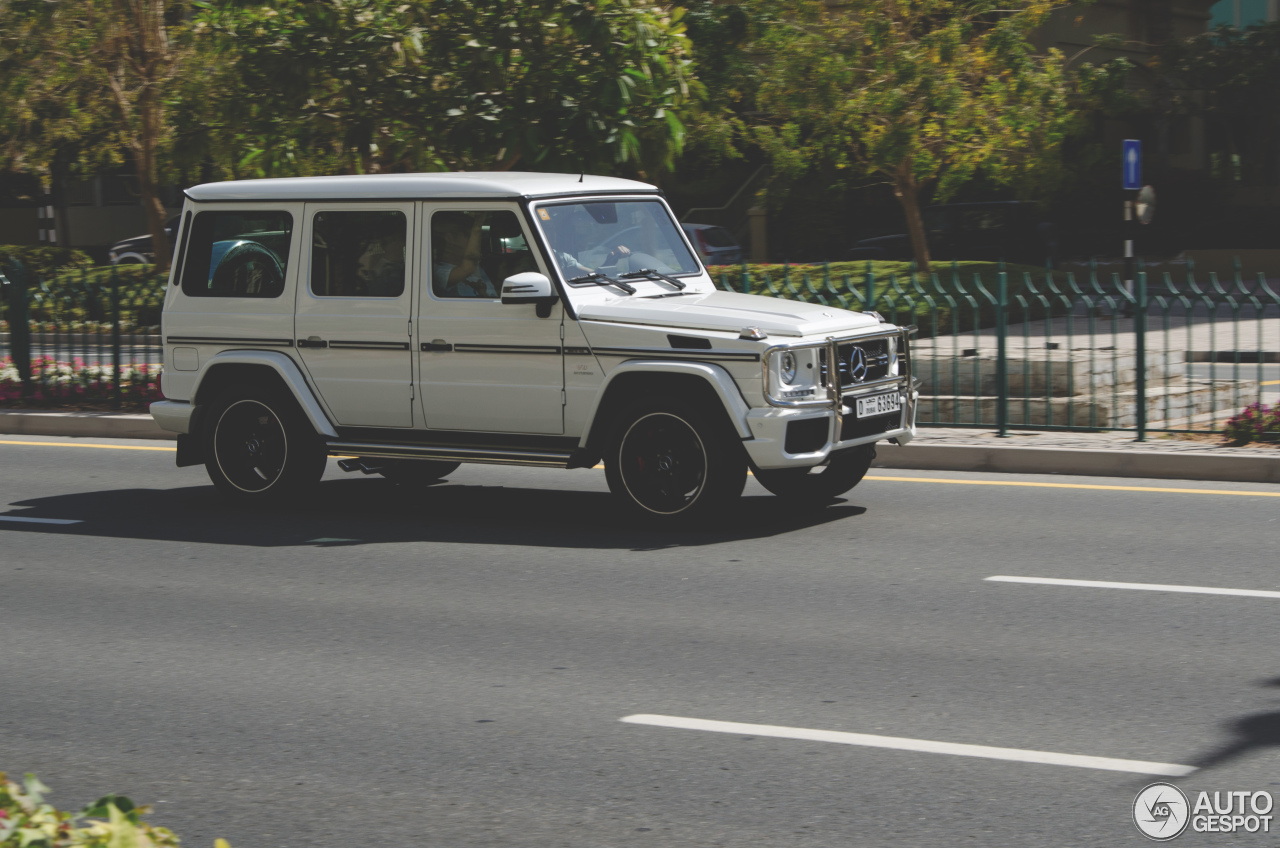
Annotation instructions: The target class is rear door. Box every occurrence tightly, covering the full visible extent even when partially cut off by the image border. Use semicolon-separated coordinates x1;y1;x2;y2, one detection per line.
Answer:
294;203;415;428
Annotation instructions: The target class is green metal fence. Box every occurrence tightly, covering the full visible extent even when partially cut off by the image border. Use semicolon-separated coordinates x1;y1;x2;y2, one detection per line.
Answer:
3;254;1277;432
0;259;166;409
716;260;1280;436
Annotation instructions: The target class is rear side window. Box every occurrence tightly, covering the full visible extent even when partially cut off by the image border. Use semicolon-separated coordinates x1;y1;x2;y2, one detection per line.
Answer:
310;210;406;298
180;211;293;298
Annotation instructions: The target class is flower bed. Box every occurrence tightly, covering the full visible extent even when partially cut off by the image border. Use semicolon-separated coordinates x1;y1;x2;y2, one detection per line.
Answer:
0;356;162;410
1223;402;1280;445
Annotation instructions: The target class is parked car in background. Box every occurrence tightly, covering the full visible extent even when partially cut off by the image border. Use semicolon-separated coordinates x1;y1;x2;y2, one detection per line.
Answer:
108;215;181;264
848;202;1059;266
681;223;743;265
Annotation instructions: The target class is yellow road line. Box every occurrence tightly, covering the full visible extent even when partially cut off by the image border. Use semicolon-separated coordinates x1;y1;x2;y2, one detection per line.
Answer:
1261;379;1280;386
0;439;174;452
865;475;1280;497
1;440;1274;497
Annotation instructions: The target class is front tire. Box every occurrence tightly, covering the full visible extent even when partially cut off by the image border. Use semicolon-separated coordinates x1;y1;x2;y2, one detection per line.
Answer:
203;385;326;503
604;397;747;521
755;444;876;503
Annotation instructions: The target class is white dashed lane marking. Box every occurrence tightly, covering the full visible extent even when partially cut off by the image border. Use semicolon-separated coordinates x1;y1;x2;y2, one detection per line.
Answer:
620;714;1194;776
987;575;1280;600
0;515;82;525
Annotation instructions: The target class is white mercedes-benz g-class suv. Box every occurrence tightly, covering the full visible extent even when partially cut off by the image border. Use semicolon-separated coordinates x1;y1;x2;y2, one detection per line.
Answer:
150;172;917;520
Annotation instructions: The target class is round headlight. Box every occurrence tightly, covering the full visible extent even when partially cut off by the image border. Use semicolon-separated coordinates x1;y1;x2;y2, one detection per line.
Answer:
780;351;798;385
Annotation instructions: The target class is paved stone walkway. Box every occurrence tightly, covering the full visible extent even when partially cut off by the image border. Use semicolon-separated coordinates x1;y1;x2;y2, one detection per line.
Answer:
912;426;1280;456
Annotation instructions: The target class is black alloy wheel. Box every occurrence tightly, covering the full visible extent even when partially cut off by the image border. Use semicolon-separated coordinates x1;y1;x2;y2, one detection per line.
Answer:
204;385;325;502
605;398;746;520
754;444;876;503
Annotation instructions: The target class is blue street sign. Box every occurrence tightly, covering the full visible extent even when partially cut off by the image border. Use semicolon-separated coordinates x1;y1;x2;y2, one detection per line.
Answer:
1123;139;1142;190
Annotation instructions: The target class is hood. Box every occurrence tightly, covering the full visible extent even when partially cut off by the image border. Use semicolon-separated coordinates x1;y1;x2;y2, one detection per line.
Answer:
577;290;880;338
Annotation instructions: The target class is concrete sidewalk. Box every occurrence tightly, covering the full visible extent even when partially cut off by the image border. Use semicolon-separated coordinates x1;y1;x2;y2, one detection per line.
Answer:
1;409;1277;485
875;427;1280;484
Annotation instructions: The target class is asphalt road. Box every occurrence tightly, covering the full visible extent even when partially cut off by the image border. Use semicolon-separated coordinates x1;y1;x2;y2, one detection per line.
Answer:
1;436;1279;847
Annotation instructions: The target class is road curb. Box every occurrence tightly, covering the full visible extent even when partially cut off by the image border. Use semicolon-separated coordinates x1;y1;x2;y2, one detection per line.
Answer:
2;411;1278;484
874;443;1280;484
0;410;174;441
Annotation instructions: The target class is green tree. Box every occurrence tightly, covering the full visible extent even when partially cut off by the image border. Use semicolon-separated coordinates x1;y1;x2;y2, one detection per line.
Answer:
752;0;1081;270
182;0;696;180
0;0;188;271
1159;22;1280;189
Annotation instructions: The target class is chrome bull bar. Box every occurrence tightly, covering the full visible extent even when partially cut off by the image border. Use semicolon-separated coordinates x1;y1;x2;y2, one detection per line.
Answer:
761;327;919;434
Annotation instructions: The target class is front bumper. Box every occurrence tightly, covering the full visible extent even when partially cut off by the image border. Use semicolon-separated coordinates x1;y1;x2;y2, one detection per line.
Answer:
742;327;919;470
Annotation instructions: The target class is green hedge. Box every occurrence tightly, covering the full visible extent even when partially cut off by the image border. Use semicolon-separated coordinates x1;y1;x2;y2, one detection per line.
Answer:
0;246;94;278
710;261;1058;338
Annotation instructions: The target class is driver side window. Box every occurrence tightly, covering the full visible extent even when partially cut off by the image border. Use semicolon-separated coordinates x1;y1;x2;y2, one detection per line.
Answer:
431;209;535;299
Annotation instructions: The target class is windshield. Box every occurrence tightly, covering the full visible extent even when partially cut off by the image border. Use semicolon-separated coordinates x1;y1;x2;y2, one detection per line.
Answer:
536;200;700;283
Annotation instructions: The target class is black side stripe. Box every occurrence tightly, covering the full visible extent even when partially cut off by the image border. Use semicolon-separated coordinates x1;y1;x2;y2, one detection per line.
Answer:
167;336;294;347
452;344;562;355
327;340;412;351
591;346;760;362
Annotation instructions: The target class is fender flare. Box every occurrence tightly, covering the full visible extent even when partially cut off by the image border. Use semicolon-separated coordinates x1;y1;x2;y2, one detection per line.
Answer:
579;359;753;447
193;349;338;438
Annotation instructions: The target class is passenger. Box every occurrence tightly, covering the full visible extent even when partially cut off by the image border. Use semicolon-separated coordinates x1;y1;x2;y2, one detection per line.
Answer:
355;231;406;297
434;212;496;297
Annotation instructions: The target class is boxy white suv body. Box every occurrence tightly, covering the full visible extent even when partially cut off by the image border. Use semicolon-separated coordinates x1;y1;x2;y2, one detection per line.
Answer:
151;173;918;519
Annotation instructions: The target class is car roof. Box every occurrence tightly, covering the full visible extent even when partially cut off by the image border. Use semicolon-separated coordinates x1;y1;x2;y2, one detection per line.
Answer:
185;172;659;203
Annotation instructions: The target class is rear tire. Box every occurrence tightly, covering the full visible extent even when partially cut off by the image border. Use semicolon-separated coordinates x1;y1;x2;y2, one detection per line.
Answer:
755;444;876;503
203;384;326;503
375;459;461;486
604;397;747;522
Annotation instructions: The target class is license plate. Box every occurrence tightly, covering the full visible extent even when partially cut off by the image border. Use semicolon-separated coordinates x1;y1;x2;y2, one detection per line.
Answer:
855;391;902;418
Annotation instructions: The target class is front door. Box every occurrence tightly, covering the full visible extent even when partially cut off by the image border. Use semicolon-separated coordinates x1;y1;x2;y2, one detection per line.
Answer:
416;205;564;434
295;203;415;428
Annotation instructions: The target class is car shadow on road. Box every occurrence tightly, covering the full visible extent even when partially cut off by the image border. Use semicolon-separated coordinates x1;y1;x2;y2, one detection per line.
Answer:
0;477;868;551
1187;676;1280;772
1189;710;1280;772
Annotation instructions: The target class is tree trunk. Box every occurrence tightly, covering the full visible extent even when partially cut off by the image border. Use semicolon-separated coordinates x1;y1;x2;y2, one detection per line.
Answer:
135;92;171;272
892;162;931;274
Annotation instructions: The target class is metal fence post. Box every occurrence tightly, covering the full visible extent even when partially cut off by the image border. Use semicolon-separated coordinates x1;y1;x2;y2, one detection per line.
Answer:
2;257;34;397
110;267;121;410
996;265;1008;437
1135;265;1147;442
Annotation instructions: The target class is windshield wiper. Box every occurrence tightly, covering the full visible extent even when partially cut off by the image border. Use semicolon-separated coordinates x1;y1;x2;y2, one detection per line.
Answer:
618;268;686;290
567;272;636;295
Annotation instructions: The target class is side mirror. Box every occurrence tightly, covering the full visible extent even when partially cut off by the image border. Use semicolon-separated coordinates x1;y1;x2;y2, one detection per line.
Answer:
500;272;559;317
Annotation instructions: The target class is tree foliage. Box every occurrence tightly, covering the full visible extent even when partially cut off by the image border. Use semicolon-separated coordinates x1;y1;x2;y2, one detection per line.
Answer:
751;0;1082;270
1158;22;1280;189
0;0;187;270
179;0;697;180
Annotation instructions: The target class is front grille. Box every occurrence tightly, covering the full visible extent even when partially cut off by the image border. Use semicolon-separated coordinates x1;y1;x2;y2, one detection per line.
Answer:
820;339;893;388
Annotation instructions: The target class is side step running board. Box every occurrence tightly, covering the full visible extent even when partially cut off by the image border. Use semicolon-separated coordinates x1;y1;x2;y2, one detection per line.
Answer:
327;441;574;468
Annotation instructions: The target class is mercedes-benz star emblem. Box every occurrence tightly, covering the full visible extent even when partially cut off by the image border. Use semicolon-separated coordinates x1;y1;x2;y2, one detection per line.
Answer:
848;346;869;383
